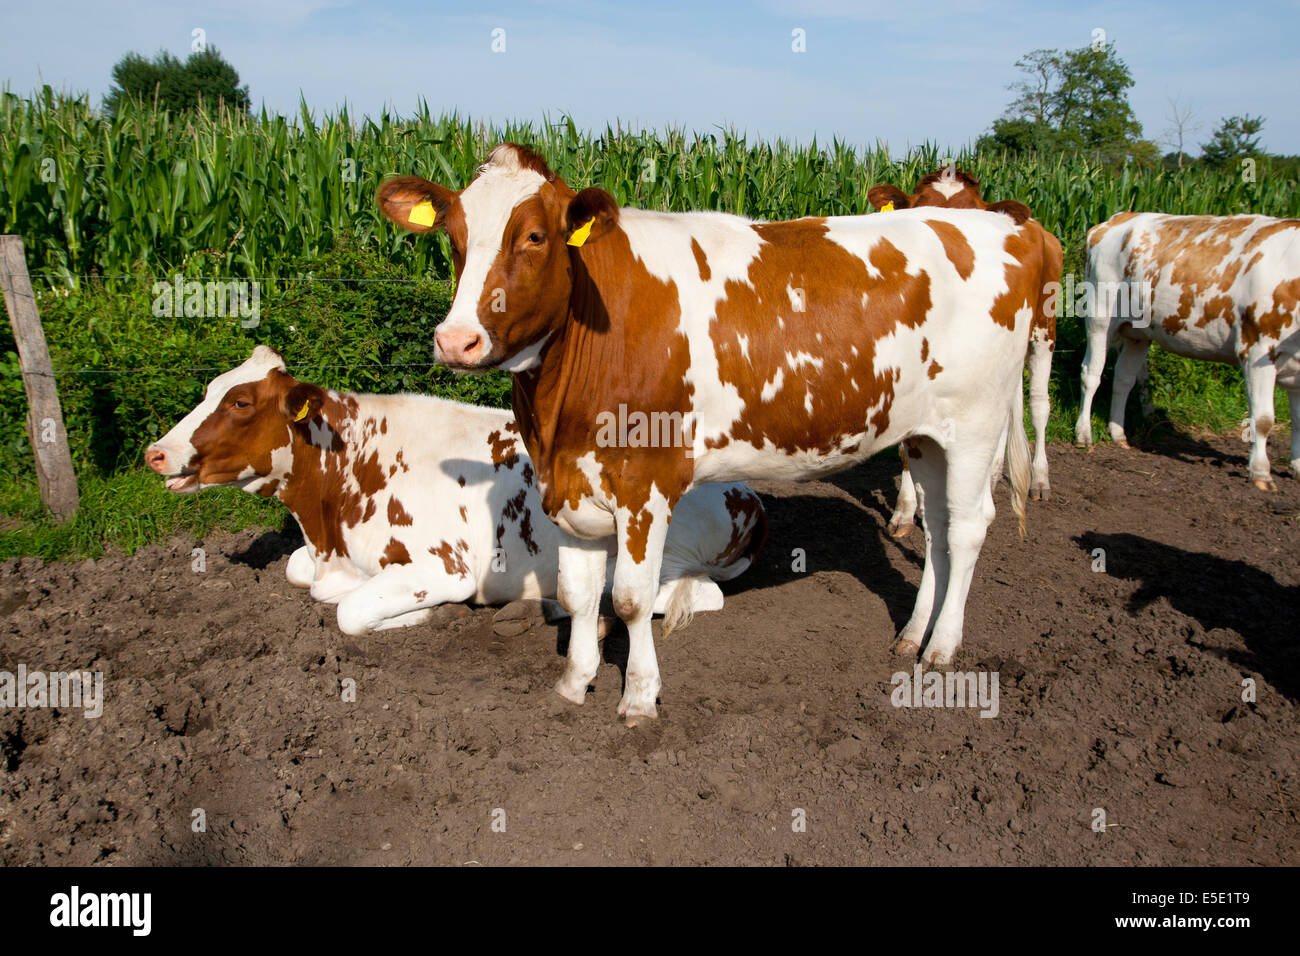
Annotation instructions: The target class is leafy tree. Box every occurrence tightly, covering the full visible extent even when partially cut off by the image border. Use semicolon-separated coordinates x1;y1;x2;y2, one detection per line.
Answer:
981;43;1150;163
1200;115;1265;168
977;117;1059;155
104;48;250;116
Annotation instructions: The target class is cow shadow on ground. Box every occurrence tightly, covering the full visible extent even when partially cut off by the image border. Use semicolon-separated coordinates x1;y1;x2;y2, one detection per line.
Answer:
228;515;304;570
556;458;921;693
1076;531;1300;702
717;457;921;635
1128;415;1294;473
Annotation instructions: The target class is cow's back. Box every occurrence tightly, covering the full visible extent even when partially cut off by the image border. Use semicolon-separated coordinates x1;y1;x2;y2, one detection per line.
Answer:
340;394;563;601
1087;212;1300;365
669;206;1040;483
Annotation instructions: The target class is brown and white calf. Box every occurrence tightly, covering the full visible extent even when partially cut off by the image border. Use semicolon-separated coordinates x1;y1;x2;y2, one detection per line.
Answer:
145;347;766;634
378;144;1044;720
870;168;1062;530
1077;212;1300;489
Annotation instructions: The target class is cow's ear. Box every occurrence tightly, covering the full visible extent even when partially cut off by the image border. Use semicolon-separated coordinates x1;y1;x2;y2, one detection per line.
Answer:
868;184;910;211
986;200;1031;225
281;381;328;425
376;176;456;234
565;187;619;247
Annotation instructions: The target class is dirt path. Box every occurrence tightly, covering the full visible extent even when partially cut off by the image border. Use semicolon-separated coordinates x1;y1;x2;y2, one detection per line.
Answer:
2;432;1297;865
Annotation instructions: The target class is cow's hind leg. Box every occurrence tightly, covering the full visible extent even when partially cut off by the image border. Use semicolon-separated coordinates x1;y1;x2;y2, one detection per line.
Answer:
1107;337;1150;448
893;438;948;657
1242;357;1278;491
919;441;999;667
555;537;608;705
335;564;475;636
612;500;672;724
887;444;917;537
1027;335;1053;499
1075;316;1111;447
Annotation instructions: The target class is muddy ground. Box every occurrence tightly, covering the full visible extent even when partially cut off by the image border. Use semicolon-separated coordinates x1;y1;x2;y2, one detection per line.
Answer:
1;430;1297;866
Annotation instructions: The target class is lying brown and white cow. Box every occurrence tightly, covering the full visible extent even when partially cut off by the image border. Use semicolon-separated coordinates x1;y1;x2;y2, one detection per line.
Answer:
870;168;1063;531
1076;212;1300;489
377;144;1045;720
145;347;766;634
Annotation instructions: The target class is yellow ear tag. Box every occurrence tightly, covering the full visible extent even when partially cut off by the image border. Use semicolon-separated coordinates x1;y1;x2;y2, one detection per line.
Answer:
567;217;596;247
408;201;436;228
293;400;312;422
880;202;895;212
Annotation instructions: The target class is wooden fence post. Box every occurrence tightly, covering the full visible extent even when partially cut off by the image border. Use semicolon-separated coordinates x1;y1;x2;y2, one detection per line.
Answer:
0;235;79;521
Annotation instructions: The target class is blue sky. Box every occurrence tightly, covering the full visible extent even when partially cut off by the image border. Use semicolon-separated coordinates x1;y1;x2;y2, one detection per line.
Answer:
3;0;1298;154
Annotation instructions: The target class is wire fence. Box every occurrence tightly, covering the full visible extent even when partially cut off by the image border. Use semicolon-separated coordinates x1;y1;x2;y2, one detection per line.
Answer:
7;269;1077;384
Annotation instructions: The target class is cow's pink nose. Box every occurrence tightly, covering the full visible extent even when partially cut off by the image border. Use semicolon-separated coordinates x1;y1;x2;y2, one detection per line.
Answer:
436;328;484;366
145;446;168;474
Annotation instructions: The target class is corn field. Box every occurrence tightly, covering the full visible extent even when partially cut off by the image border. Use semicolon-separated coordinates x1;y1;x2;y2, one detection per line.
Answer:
3;88;1298;284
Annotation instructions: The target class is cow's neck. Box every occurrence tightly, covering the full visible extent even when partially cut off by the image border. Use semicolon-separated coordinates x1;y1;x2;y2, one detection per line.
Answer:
275;396;358;561
510;233;689;513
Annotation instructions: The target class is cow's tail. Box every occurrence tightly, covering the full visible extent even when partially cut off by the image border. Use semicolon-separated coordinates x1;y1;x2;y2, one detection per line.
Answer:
1006;381;1031;540
661;573;708;639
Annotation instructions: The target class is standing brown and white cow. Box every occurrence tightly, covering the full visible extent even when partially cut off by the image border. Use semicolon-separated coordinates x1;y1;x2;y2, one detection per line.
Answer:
870;168;1063;532
1076;212;1300;489
378;144;1044;721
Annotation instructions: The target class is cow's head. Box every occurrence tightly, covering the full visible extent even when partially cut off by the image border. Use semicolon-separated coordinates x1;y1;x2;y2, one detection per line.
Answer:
145;346;327;494
869;167;1030;224
376;143;617;372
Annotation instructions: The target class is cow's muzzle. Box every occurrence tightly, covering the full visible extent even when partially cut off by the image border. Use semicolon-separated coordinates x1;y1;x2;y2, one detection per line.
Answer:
435;327;487;369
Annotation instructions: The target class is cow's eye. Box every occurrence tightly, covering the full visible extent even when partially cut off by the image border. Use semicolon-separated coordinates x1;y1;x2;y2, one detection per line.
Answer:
527;231;545;244
232;400;251;410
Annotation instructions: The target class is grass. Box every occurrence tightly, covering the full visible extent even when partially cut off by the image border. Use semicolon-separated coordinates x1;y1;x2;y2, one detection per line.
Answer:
0;469;285;561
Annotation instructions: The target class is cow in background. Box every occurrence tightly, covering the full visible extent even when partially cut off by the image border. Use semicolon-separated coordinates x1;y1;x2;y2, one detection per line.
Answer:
870;167;1063;533
1077;211;1299;489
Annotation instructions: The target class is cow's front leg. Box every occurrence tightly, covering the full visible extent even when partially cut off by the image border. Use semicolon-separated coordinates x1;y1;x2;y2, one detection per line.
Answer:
285;546;316;588
887;444;917;537
335;563;475;636
612;501;672;724
555;536;608;705
894;438;947;656
310;555;366;604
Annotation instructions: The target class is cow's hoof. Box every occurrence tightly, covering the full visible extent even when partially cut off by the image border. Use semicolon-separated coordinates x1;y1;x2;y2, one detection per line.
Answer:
1030;484;1050;502
618;699;658;725
923;646;957;669
622;708;658;728
1253;478;1279;492
554;676;590;705
1114;438;1130;450
892;637;921;657
888;518;914;538
617;674;659;722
